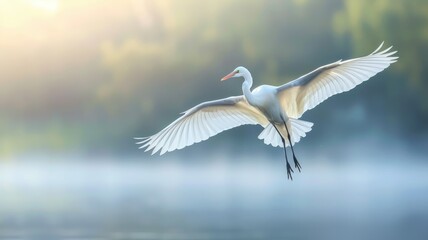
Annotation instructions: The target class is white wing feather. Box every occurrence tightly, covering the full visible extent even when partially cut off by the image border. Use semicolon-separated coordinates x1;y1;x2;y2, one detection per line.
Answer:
276;42;398;118
136;96;268;155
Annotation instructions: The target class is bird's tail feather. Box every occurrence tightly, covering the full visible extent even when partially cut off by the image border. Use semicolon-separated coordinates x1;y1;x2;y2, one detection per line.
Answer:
258;118;313;147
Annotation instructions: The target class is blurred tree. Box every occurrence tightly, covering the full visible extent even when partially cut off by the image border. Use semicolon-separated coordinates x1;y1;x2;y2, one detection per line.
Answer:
98;0;344;130
334;0;428;133
1;0;426;155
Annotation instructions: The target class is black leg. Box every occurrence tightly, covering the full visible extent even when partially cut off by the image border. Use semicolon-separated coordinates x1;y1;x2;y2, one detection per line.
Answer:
281;137;294;180
273;125;293;180
283;123;302;172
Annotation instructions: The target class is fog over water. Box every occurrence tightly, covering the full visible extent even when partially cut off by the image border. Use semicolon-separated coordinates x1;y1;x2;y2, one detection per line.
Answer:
1;140;427;239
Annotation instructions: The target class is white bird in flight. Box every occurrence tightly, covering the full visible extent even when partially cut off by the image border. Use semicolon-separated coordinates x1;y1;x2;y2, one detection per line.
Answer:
136;43;398;179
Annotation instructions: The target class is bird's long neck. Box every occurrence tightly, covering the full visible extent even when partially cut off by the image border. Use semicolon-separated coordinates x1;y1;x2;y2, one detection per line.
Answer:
242;71;255;104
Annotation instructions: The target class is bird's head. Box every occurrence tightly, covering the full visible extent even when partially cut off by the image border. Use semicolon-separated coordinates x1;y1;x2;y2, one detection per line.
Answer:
221;66;249;81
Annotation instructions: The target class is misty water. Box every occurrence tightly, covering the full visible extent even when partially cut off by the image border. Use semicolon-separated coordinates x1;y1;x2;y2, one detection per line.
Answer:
1;153;427;240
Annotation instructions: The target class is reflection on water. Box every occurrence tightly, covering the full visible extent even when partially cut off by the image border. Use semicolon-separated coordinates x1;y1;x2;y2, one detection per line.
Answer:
1;157;428;240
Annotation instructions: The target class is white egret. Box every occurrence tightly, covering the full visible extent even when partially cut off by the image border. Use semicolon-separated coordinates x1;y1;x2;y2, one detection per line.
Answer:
136;43;398;179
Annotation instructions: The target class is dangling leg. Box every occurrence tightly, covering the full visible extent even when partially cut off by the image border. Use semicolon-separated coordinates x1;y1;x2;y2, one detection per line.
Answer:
281;137;294;180
273;125;294;180
283;120;302;172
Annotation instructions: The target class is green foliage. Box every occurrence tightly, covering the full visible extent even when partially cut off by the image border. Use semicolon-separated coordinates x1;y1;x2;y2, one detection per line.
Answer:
334;0;428;130
335;0;428;89
0;0;426;156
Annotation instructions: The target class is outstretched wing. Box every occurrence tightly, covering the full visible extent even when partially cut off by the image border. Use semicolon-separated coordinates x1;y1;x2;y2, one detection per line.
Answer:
276;42;398;118
136;96;268;155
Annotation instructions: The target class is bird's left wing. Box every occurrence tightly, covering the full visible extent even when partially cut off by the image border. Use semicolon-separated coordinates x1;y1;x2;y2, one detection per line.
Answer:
136;96;268;155
276;43;398;118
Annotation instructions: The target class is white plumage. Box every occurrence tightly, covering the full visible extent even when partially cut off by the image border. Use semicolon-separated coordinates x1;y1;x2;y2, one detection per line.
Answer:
277;43;397;118
137;96;267;155
136;43;397;157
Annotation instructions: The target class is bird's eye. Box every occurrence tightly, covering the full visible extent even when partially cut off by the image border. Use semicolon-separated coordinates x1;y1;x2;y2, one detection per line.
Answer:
236;70;240;73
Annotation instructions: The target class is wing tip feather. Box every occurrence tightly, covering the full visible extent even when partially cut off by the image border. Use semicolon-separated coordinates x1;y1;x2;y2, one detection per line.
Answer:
371;41;384;55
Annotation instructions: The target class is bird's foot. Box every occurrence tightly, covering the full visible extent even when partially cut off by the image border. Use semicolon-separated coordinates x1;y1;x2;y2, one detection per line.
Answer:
293;155;302;172
286;161;294;180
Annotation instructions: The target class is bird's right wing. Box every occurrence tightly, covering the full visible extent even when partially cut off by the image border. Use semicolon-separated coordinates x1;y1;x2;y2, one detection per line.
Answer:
276;43;398;118
136;96;268;155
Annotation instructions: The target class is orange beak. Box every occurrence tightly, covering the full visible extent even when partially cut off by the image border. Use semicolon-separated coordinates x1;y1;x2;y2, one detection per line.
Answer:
221;70;237;81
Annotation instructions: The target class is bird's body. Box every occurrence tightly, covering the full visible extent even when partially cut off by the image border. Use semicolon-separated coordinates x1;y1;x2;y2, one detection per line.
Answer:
250;85;287;124
136;43;398;179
